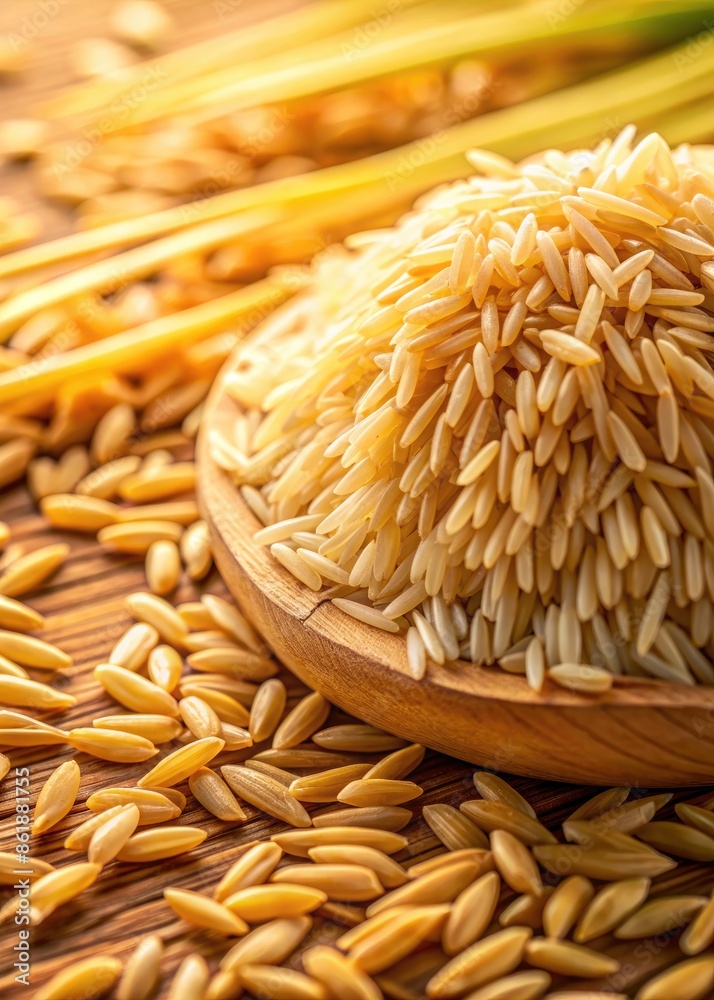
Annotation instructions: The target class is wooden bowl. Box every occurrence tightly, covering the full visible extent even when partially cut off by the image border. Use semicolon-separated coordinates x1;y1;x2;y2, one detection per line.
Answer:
197;306;714;787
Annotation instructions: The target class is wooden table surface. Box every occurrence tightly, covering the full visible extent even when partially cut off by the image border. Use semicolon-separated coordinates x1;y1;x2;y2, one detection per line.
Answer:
0;3;713;998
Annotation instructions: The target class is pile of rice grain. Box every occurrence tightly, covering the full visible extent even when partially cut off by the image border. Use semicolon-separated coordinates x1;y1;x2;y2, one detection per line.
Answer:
213;127;714;692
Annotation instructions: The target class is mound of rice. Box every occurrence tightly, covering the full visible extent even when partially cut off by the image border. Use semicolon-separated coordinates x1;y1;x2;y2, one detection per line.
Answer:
212;127;714;692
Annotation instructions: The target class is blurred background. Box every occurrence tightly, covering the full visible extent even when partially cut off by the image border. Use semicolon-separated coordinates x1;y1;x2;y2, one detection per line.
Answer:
2;0;714;447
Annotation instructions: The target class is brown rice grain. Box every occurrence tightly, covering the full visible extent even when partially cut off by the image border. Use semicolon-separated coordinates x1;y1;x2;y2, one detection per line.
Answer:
88;804;141;865
35;957;123;1000
0;542;68;598
147;644;183;691
272;827;407;858
525;937;619;977
214;842;283;901
109;623;159;671
116;826;207;862
94;663;179;716
40;494;119;532
116;935;163;1000
426;926;533;998
167;954;209;1000
366;856;486;918
224;883;326;922
271;862;384;901
188;766;247;822
164;887;248;936
137;735;224;787
219;915;312;971
93;713;182;743
221;764;311;827
32;760;80;835
311;805;413;831
302;946;383;1000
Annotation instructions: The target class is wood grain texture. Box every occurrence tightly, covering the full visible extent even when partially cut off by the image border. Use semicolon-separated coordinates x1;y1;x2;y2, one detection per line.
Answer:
198;314;714;788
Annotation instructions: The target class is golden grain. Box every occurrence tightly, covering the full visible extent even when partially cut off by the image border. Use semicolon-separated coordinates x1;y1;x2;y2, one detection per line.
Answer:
302;945;383;1000
680;893;714;955
188;766;247;822
221;764;311;827
167;953;209;1000
249;677;287;742
615;895;707;939
147;643;183;692
99;520;183;554
180;519;213;580
272;862;384;902
137;735;224;787
542;876;595;939
423;803;490;850
289;764;373;803
0;594;44;631
271;827;408;858
426;926;532;998
0;675;76;711
85;786;181;825
0;542;68;597
94;663;180;716
219;916;312;971
124;591;188;646
31;862;102;921
366;856;485;918
40;494;119;532
214;842;283;901
442;870;501;955
346;905;449;975
224;883;326;922
525;937;620;977
34;956;123;1000
116;934;163;1000
109;622;159;671
311;806;413;831
93;713;182;743
116;826;207;862
68;727;158;762
88;804;141;865
164;887;249;936
0;630;71;669
33;760;81;835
